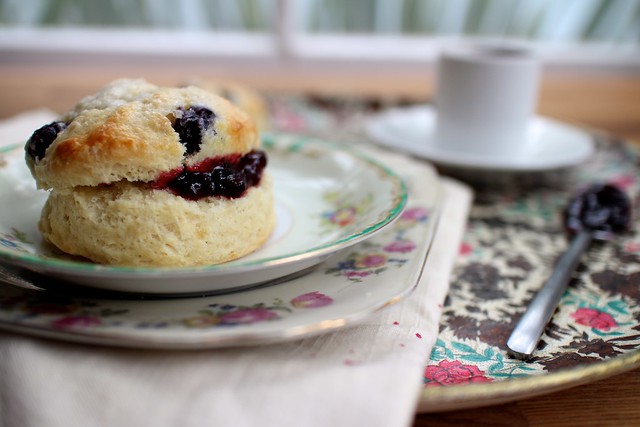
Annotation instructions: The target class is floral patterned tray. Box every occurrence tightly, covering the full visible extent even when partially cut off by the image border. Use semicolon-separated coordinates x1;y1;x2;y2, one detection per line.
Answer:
266;95;640;411
418;135;640;411
0;134;440;349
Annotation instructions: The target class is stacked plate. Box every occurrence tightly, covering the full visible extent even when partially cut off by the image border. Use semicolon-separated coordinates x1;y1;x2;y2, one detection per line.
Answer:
0;134;442;349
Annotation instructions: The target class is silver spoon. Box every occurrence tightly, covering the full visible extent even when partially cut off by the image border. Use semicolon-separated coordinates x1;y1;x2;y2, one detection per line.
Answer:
507;183;631;360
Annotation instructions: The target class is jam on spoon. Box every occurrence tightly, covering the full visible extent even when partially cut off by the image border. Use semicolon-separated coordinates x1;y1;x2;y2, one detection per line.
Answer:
564;183;631;237
507;184;631;360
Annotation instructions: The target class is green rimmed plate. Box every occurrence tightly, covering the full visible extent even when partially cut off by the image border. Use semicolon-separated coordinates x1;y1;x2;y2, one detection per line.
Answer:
0;140;440;349
0;134;406;295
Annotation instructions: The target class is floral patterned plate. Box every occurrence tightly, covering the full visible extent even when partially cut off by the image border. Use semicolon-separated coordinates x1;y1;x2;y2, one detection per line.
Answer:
0;134;406;295
0;141;440;349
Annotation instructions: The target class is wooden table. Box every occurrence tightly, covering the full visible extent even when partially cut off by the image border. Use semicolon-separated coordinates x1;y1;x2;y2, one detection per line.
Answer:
1;61;639;426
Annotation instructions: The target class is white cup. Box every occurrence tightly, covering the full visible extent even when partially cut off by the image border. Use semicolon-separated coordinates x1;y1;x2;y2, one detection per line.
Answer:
434;44;540;157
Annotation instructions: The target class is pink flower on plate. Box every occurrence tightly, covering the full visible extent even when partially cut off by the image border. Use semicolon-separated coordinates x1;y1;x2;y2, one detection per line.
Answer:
400;207;428;222
424;360;492;387
571;308;617;331
219;308;279;325
272;108;306;132
384;239;416;254
291;291;334;308
328;207;357;227
355;254;387;269
52;315;102;329
345;271;371;279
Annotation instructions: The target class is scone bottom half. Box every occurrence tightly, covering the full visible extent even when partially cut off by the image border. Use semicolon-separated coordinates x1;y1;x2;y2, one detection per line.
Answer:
23;79;275;268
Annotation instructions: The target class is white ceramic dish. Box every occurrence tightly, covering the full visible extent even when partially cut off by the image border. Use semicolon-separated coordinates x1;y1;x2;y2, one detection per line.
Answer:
365;105;595;172
0;139;441;349
0;135;406;295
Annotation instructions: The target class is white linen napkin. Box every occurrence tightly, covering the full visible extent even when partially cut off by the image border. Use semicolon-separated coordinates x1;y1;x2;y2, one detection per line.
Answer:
0;111;472;427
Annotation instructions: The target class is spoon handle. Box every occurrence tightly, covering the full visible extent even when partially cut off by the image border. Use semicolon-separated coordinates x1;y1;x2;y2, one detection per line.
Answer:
507;229;592;360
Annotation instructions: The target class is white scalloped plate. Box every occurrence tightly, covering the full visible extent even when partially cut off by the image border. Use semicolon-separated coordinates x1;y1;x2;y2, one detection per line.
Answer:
0;134;406;295
0;138;441;349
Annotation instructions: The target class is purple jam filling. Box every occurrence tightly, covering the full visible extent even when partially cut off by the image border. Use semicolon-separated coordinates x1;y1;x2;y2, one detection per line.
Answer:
155;150;267;200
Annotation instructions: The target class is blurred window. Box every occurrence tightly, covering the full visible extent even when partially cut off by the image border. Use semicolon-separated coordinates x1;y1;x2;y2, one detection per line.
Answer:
0;0;276;31
2;0;638;44
1;0;638;66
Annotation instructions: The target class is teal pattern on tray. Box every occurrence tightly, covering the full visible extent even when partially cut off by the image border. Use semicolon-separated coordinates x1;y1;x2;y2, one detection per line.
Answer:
423;136;640;384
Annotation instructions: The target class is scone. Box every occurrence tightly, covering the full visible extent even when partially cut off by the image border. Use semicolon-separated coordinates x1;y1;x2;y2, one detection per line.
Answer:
186;79;269;130
25;79;275;267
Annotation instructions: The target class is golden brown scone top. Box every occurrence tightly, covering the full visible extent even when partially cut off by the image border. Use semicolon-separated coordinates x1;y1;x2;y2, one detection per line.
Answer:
26;79;259;191
186;79;269;130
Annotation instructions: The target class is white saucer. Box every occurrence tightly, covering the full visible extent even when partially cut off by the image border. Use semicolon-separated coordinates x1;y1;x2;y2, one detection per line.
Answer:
365;105;595;172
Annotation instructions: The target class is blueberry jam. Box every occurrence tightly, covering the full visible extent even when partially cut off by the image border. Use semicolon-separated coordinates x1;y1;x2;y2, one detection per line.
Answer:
26;121;67;161
157;150;267;200
564;183;631;235
172;106;215;155
239;150;267;186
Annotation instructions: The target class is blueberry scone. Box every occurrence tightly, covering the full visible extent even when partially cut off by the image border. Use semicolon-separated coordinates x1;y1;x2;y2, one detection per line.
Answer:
25;79;275;267
186;79;269;131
